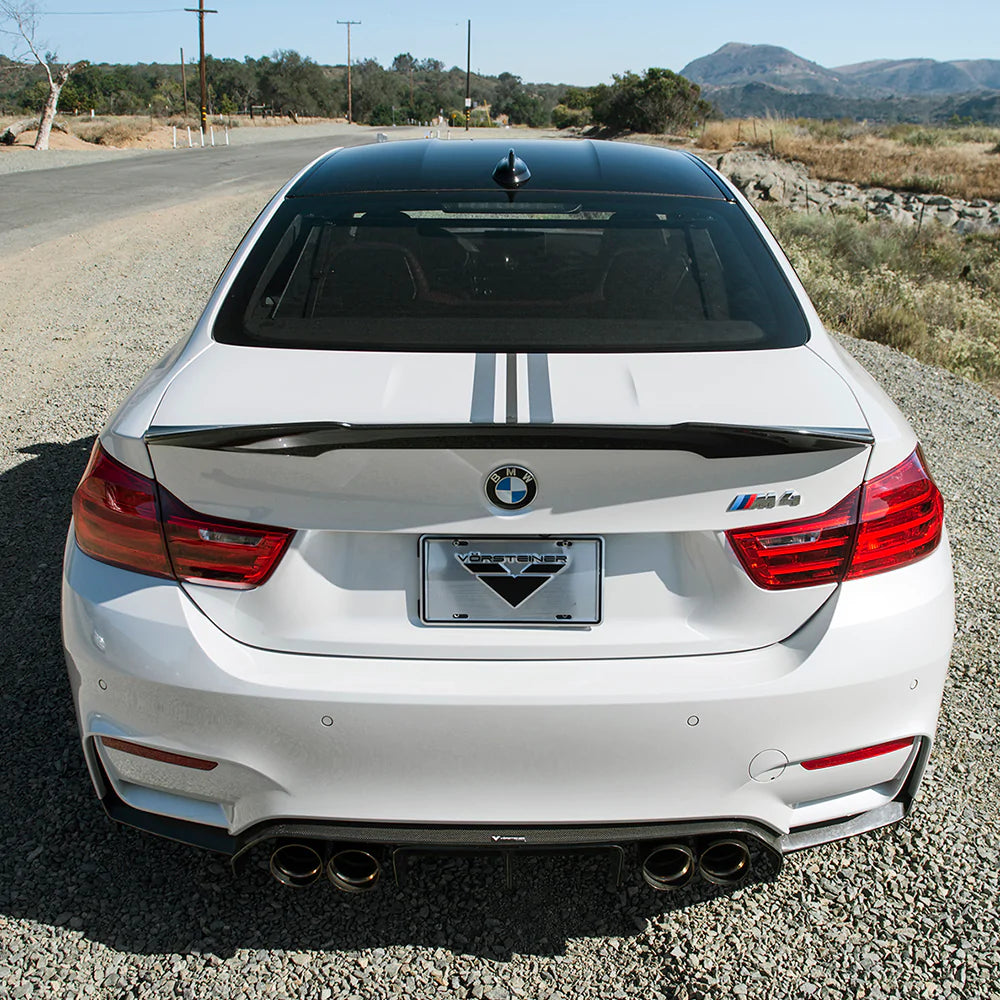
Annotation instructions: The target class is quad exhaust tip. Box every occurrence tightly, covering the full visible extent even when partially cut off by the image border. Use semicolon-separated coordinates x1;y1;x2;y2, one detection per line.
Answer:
327;848;381;893
641;843;696;891
698;838;751;886
269;841;324;888
642;837;752;891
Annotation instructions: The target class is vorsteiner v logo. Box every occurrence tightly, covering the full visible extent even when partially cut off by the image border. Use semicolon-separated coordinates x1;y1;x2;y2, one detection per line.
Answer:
456;550;568;607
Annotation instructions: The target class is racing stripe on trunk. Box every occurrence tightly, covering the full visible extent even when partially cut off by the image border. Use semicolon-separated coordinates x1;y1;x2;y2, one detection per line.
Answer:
470;353;497;423
527;353;554;424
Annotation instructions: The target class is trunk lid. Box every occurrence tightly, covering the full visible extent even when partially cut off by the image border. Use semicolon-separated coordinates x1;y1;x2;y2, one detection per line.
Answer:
145;344;871;659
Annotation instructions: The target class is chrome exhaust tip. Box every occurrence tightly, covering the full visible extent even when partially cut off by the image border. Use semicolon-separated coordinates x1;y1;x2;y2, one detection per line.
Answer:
698;838;751;886
641;843;696;891
327;847;381;893
269;841;324;888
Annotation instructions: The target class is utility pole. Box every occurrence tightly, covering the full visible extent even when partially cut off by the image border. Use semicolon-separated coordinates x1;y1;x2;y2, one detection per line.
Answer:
337;19;360;124
185;1;218;134
180;46;188;117
465;19;471;131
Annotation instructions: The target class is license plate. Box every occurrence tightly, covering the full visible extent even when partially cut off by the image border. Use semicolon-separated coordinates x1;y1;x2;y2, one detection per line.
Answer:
421;536;603;625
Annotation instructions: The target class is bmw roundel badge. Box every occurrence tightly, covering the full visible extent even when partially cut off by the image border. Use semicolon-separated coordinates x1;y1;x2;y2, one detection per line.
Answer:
485;466;537;511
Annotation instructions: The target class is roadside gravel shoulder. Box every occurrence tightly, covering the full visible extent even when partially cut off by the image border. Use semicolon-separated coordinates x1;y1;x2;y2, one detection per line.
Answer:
0;199;996;1000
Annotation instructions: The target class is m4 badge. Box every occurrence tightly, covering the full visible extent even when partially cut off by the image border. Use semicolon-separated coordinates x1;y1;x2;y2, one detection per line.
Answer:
727;490;802;512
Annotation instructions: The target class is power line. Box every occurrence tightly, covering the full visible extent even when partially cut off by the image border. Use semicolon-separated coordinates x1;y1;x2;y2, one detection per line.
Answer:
46;8;186;14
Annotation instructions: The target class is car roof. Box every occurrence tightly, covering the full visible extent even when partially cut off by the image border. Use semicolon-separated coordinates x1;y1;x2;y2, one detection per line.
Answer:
288;138;731;200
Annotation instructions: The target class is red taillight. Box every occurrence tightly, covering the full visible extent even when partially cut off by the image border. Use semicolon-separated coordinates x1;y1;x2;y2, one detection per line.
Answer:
72;444;173;578
160;492;293;588
801;737;915;771
726;490;860;590
73;445;293;588
726;448;943;590
846;447;943;580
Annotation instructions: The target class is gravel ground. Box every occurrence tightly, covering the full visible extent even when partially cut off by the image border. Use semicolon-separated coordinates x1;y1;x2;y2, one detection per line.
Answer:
0;190;998;1000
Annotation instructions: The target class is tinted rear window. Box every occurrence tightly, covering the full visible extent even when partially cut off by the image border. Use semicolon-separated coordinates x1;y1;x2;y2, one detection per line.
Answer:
214;192;808;352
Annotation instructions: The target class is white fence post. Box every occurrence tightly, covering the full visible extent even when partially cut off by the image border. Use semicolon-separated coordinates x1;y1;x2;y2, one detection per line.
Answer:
172;126;177;148
210;126;215;147
187;126;192;147
200;127;205;147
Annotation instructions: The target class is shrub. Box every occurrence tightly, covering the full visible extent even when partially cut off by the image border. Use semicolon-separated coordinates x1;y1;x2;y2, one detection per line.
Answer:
858;304;929;352
590;68;713;134
551;104;590;129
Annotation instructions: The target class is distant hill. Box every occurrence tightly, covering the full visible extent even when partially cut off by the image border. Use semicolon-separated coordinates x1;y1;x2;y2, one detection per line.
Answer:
681;43;851;95
681;43;1000;122
835;57;1000;95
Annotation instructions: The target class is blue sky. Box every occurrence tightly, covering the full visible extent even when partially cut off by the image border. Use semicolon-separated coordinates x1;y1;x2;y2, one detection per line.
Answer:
27;1;1000;84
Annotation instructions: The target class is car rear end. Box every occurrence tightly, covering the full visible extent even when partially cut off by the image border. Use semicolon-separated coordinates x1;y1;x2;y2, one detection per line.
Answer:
62;140;953;892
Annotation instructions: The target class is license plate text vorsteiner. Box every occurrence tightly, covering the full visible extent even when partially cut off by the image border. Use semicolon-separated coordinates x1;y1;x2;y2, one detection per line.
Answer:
420;536;603;625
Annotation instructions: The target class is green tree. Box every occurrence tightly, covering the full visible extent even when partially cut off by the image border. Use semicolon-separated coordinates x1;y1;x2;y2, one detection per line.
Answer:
590;67;713;133
258;50;334;117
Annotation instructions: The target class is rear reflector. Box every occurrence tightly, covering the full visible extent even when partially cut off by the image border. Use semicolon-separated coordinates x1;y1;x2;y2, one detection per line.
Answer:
73;444;293;588
726;447;943;590
99;736;218;771
801;737;915;771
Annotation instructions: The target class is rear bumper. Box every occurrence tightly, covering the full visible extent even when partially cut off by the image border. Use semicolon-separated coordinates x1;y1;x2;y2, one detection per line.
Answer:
96;735;930;861
63;536;953;854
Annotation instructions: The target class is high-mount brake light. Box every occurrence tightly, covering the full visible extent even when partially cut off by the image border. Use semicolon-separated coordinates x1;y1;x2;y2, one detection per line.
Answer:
72;444;293;587
726;448;943;590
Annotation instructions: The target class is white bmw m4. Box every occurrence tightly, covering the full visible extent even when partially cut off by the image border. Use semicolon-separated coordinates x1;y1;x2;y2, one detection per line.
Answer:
62;139;953;893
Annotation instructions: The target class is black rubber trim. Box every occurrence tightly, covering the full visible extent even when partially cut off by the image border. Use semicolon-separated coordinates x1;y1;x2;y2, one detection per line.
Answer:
145;421;874;459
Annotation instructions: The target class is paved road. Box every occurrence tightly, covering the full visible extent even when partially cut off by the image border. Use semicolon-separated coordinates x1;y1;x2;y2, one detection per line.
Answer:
0;126;390;254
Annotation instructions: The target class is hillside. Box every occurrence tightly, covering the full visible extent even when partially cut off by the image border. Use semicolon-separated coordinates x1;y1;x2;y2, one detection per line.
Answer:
683;42;1000;97
682;43;1000;121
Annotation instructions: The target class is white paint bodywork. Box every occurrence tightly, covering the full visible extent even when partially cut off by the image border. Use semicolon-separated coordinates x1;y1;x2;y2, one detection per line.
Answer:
63;141;953;849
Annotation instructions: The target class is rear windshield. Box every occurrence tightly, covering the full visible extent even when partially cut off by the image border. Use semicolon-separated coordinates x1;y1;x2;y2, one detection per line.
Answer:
214;191;808;352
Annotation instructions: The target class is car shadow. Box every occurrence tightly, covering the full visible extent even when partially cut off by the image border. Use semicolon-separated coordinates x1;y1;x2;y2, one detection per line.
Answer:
0;436;781;969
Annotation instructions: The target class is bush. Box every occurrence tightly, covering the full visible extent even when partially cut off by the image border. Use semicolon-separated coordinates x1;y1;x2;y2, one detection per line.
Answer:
551;104;590;129
760;204;1000;384
858;304;929;352
590;68;713;134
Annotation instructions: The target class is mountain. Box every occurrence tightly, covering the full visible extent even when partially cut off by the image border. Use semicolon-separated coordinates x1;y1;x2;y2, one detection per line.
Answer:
680;43;1000;123
682;43;1000;99
681;43;851;95
835;57;1000;95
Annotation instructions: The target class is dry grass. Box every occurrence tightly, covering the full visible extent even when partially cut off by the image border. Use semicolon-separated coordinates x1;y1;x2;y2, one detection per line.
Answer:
69;116;154;147
762;205;1000;389
698;118;1000;201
